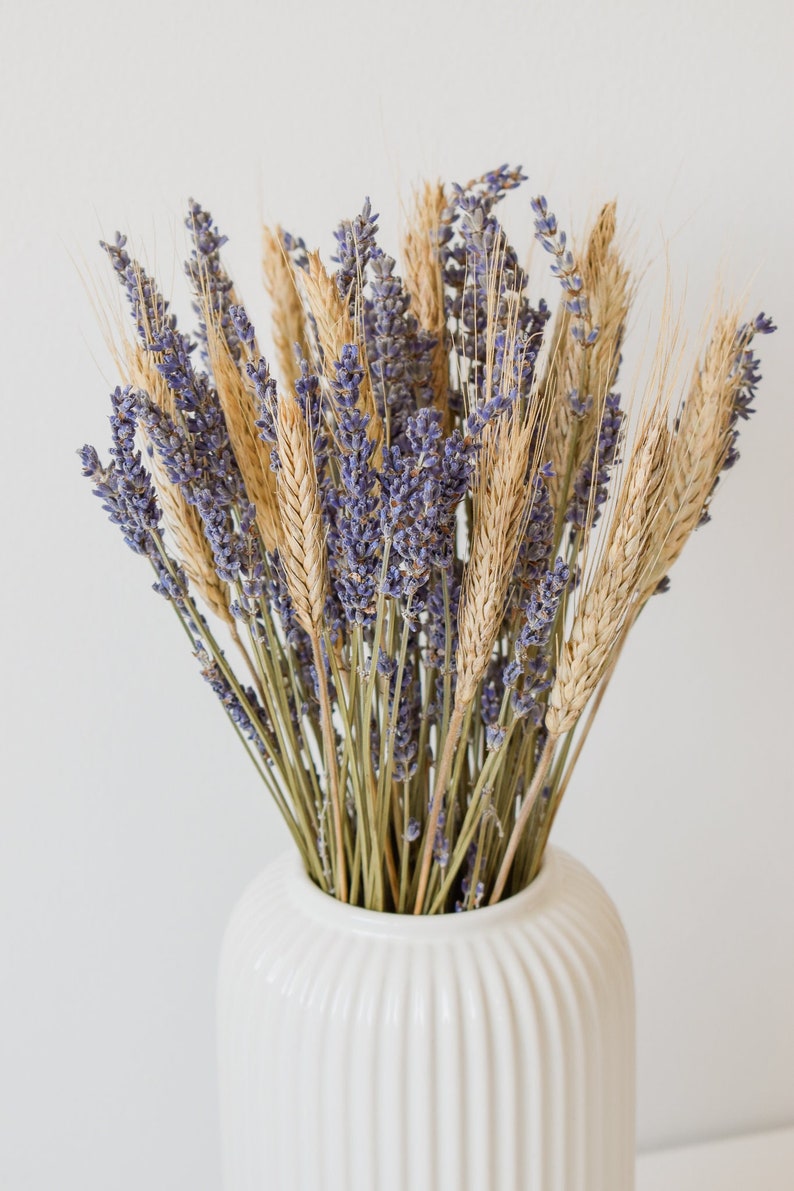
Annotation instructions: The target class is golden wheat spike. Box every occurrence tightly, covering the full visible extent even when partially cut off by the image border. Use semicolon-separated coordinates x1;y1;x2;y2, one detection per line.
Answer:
117;279;236;626
543;202;632;516
546;402;672;736
639;308;744;598
301;250;383;456
402;180;450;425
456;410;539;704
262;225;308;396
273;391;328;635
201;310;282;554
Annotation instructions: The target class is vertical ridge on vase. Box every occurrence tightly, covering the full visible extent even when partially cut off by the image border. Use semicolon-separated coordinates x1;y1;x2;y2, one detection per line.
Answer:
218;848;635;1191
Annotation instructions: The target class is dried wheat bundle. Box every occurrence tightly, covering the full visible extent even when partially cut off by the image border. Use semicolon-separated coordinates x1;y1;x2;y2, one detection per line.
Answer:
81;167;774;911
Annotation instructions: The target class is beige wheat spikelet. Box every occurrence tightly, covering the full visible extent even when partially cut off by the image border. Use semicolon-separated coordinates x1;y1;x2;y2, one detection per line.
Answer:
456;413;538;704
122;335;234;626
262;225;308;395
543;202;632;516
273;392;328;635
547;403;670;736
402;180;449;424
640;308;744;597
201;310;282;554
301;251;383;451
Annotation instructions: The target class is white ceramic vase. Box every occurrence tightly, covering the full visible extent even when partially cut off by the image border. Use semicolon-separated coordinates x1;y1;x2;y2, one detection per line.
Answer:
218;847;635;1191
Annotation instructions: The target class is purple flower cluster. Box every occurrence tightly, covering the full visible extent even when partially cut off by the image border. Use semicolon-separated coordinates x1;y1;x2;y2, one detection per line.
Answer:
722;312;776;473
514;464;556;597
185;200;242;364
444;172;549;415
331;345;381;625
567;393;624;532
380;407;481;597
80;385;161;554
392;665;420;783
505;557;570;721
531;196;595;331
102;233;242;509
332;198;379;307
364;249;436;446
194;646;269;756
79;387;192;613
456;843;486;910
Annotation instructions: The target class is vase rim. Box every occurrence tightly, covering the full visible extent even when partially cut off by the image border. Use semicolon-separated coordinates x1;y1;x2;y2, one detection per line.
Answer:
277;846;563;939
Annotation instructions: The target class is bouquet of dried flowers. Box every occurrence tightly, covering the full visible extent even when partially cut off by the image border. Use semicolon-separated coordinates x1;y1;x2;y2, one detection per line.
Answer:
80;165;774;913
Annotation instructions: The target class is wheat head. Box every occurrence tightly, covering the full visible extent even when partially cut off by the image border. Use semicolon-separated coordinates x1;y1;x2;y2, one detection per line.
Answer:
274;392;329;635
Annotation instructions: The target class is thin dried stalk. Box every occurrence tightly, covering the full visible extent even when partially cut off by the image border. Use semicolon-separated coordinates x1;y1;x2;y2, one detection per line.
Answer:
262;225;308;394
402;180;450;425
547;401;671;736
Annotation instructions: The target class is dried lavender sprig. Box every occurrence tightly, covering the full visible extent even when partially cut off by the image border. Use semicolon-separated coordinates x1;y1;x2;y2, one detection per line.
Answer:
229;305;278;446
365;248;436;446
513;463;556;598
195;645;269;756
505;557;570;723
101;233;173;344
80;386;160;555
185;199;242;364
705;312;776;504
331;345;382;625
332;197;379;307
531;195;596;328
103;236;243;507
566;392;623;532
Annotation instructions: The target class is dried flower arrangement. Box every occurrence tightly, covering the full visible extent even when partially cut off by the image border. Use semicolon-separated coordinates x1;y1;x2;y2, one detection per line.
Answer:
80;165;774;913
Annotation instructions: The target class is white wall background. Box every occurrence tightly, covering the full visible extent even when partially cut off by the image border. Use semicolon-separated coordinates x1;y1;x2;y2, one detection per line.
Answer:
1;0;792;1187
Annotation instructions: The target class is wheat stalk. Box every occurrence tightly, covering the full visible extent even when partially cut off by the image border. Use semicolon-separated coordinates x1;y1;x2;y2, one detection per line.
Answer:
262;225;308;396
547;400;671;737
301;251;383;448
413;402;540;913
402;180;450;426
274;391;348;900
543;202;632;516
640;307;743;597
124;342;235;626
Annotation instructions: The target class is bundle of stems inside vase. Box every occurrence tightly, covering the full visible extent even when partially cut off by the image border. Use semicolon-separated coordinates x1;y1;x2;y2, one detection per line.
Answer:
81;165;774;912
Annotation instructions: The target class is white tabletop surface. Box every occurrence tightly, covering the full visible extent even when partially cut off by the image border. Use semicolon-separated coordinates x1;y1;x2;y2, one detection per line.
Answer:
637;1126;794;1190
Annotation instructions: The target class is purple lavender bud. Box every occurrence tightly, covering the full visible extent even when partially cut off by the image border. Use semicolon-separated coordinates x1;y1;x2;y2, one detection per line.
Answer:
102;236;244;509
508;557;570;722
364;249;435;445
514;468;555;596
185;200;241;364
690;312;776;528
486;724;507;751
195;489;240;584
329;346;382;625
332;198;379;306
229;303;256;349
566;393;623;531
480;681;499;724
195;646;269;756
404;818;421;843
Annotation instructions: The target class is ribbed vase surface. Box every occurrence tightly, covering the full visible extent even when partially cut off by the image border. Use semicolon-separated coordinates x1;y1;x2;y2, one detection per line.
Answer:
218;847;635;1191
